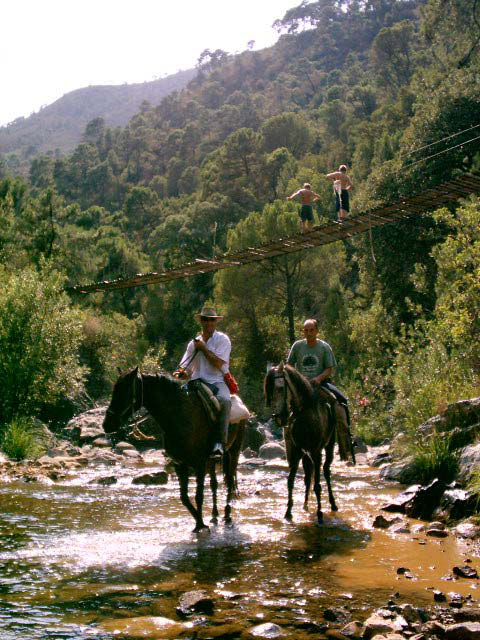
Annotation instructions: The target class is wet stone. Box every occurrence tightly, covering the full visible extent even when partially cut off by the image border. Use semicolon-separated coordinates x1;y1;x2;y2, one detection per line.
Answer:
341;621;365;638
326;630;350;640
453;609;480;623
132;471;169;486
426;528;448;538
249;622;285;637
373;515;402;529
89;475;117;486
323;607;351;624
434;590;447;602
452;566;479;579
444;622;480;640
177;590;214;617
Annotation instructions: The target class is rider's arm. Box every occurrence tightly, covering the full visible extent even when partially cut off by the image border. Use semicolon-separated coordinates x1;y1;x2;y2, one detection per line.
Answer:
311;367;332;385
194;334;231;372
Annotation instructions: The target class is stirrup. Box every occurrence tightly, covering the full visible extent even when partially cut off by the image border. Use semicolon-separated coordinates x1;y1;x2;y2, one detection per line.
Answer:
210;442;224;459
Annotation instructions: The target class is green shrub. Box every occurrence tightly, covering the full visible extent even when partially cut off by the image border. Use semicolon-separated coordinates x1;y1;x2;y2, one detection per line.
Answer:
1;418;46;461
468;469;480;514
0;265;85;423
410;432;459;484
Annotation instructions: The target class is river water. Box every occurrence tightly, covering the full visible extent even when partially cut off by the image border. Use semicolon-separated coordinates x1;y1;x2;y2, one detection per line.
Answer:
0;453;478;639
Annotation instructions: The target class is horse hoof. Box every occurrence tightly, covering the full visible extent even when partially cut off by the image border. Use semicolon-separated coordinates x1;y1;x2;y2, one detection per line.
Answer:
284;514;293;523
303;504;309;512
193;524;210;534
316;514;323;525
331;504;338;512
224;517;233;527
210;517;218;526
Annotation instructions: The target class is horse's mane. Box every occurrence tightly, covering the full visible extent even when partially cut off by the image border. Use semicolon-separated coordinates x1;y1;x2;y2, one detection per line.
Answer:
284;364;315;408
141;371;186;402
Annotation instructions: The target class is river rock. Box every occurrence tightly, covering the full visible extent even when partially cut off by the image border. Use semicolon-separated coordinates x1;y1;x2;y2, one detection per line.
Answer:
324;607;351;623
452;566;479;579
249;622;285;637
132;471;168;486
458;443;480;482
244;419;270;453
363;610;408;639
452;522;480;539
444;622;480;640
341;621;365;638
114;441;136;453
404;479;446;520
418;397;480;437
100;615;186;638
382;485;421;513
379;457;419;484
453;609;480;622
353;435;368;454
89;475;118;486
436;489;478;521
259;442;286;460
373;515;402;529
370;452;392;467
64;406;107;443
176;589;214;616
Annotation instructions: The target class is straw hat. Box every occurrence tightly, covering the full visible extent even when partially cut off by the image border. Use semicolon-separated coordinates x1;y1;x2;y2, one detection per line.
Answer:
194;306;224;320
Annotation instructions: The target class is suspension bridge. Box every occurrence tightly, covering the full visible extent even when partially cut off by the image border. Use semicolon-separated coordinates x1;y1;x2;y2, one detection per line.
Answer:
69;171;480;294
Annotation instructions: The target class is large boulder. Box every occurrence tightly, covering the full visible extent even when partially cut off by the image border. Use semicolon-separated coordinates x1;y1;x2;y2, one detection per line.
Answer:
63;406;107;444
259;442;286;460
458;443;480;482
403;479;446;520
418;397;480;440
379;457;419;484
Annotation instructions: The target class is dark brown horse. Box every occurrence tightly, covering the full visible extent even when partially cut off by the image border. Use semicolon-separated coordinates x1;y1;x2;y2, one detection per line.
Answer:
264;362;342;524
103;367;245;532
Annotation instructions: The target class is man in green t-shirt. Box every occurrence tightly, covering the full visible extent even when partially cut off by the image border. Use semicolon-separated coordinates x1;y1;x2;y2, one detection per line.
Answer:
287;318;350;422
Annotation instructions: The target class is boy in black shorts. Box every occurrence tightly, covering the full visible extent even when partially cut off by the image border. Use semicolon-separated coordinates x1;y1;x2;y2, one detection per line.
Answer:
287;183;321;233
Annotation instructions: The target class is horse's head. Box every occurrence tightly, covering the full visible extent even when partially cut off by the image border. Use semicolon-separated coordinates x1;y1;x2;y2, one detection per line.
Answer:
103;367;143;443
263;362;289;427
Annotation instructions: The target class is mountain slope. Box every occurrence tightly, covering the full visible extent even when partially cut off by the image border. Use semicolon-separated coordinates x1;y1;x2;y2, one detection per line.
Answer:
0;68;196;165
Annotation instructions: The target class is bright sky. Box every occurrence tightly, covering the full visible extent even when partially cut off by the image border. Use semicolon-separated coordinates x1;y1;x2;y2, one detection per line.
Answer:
1;0;297;127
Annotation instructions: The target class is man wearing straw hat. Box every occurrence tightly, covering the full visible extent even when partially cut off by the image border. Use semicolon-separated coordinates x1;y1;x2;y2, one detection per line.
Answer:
175;306;231;459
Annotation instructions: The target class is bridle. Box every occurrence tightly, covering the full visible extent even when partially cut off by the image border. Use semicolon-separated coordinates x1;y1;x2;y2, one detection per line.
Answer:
106;370;144;426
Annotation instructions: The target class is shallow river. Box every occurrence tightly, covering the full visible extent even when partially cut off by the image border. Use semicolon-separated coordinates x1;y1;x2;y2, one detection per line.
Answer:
0;453;478;639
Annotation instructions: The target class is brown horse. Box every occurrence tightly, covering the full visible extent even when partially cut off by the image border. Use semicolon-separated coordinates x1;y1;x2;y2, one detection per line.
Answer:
103;367;245;532
264;362;344;524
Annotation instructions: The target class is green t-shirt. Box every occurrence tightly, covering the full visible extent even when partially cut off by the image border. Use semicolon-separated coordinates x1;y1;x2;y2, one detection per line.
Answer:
287;339;336;379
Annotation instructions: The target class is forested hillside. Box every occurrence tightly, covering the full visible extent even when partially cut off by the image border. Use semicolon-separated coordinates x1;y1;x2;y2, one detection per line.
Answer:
1;0;479;455
0;68;196;173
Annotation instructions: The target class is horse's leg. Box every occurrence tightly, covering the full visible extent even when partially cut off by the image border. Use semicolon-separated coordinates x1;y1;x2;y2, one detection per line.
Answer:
194;468;209;533
312;451;323;525
302;454;313;512
285;447;301;522
176;464;199;526
323;437;338;512
208;461;219;525
223;450;233;525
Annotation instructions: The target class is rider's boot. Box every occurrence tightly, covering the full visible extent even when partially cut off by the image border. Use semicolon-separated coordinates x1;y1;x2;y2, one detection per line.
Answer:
210;402;230;459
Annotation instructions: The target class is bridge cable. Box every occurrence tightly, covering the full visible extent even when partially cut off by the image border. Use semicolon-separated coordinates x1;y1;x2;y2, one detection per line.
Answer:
399;122;480;159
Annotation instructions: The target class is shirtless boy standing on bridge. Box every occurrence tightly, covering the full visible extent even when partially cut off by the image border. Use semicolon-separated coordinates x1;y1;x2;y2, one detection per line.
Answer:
287;183;322;233
326;165;353;221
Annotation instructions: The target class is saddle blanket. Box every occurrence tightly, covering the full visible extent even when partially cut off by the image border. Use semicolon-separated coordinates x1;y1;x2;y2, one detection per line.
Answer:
230;393;251;423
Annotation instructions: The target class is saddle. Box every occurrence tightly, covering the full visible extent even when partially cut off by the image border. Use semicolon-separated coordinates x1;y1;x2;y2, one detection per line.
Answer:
185;379;251;425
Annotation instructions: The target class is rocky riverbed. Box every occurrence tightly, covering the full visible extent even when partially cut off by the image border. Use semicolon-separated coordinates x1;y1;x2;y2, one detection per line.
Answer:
0;402;479;639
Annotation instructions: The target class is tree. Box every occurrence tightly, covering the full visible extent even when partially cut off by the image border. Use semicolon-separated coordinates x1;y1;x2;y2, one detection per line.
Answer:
260;112;313;158
0;266;85;424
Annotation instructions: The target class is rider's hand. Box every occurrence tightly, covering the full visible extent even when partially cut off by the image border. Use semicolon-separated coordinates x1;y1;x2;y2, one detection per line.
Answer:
173;368;188;380
194;338;206;352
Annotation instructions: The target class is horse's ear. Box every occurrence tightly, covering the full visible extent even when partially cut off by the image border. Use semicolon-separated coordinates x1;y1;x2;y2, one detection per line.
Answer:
133;366;138;375
117;367;122;375
278;361;284;372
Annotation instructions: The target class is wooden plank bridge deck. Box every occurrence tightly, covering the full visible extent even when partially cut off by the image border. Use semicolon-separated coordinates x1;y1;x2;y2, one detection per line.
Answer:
69;172;480;294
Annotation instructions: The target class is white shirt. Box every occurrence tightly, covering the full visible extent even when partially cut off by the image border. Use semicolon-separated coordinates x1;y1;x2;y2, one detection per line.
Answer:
180;330;231;384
